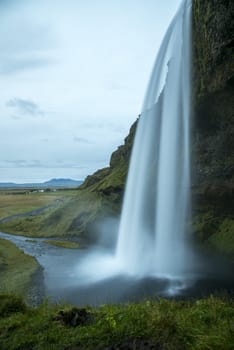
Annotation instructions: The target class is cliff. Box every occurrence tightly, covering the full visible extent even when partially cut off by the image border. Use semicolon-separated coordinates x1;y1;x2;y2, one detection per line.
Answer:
80;120;137;198
192;0;234;255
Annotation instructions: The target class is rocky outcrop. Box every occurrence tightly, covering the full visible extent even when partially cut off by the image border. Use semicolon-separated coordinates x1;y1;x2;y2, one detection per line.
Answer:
80;120;137;200
193;0;234;100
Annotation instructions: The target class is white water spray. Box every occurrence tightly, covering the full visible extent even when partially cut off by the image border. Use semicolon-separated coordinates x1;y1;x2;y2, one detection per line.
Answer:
116;0;192;279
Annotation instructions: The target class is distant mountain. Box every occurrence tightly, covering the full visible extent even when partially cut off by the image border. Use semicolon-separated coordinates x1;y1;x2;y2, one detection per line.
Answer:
0;178;83;189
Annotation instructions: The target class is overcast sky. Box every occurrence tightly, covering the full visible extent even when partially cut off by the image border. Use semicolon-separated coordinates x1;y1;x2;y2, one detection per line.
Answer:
0;0;181;183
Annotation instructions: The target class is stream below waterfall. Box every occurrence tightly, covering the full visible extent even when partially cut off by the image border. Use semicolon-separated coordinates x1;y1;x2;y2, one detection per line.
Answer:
1;231;233;306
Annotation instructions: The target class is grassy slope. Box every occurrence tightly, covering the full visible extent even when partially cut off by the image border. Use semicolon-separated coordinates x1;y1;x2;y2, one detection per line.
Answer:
0;239;38;295
43;240;81;249
0;294;233;350
0;189;119;238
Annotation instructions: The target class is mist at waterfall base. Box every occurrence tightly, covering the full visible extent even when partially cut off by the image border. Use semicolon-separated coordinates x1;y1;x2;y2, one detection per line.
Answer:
67;0;232;305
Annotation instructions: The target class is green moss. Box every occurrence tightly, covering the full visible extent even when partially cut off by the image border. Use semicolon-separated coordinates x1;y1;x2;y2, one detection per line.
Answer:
0;294;233;350
193;212;219;241
0;239;38;295
208;219;234;256
91;159;128;192
193;0;234;100
0;294;27;317
44;240;80;249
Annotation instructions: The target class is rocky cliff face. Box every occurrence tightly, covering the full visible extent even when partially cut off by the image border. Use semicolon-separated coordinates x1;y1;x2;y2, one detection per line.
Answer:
80;120;137;199
192;0;234;255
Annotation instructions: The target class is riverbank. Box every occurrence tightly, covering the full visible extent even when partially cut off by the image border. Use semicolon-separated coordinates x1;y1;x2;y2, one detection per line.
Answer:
0;238;40;299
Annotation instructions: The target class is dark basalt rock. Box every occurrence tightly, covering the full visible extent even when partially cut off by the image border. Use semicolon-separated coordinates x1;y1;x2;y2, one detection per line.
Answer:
191;0;234;255
54;307;93;327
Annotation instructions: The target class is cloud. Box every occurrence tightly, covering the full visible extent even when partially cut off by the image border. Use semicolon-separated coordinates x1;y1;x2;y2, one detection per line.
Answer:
4;160;27;167
0;4;57;75
0;159;88;169
81;122;124;132
0;55;54;75
2;159;42;168
10;115;21;120
6;98;44;117
73;136;93;144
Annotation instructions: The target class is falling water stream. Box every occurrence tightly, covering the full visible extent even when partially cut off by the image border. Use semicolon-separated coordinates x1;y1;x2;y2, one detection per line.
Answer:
73;0;194;296
116;0;192;279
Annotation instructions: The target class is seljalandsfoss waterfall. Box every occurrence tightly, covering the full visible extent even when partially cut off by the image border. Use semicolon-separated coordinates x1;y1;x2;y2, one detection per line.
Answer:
116;0;192;279
76;0;194;297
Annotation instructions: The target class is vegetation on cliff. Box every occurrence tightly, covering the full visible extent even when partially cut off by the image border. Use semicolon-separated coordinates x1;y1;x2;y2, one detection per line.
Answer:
192;0;234;256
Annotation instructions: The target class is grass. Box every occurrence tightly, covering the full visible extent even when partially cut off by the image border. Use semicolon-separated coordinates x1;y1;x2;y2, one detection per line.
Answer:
0;294;233;349
0;239;38;295
208;219;234;256
0;189;118;238
0;189;77;219
193;212;234;259
44;240;80;249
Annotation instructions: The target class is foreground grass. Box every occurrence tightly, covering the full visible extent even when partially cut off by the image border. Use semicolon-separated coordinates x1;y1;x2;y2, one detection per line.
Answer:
0;294;233;350
0;239;38;295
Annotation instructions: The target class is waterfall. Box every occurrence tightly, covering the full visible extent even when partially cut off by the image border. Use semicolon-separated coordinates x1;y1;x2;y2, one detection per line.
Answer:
116;0;192;279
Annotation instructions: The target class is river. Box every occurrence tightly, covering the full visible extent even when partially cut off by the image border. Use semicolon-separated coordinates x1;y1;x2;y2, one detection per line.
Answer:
0;231;233;306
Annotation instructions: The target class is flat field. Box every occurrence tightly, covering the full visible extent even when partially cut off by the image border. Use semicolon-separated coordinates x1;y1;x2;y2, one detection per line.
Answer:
0;189;77;219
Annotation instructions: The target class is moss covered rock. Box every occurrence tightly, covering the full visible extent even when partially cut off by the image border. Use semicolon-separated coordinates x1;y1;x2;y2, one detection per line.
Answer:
192;0;234;256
